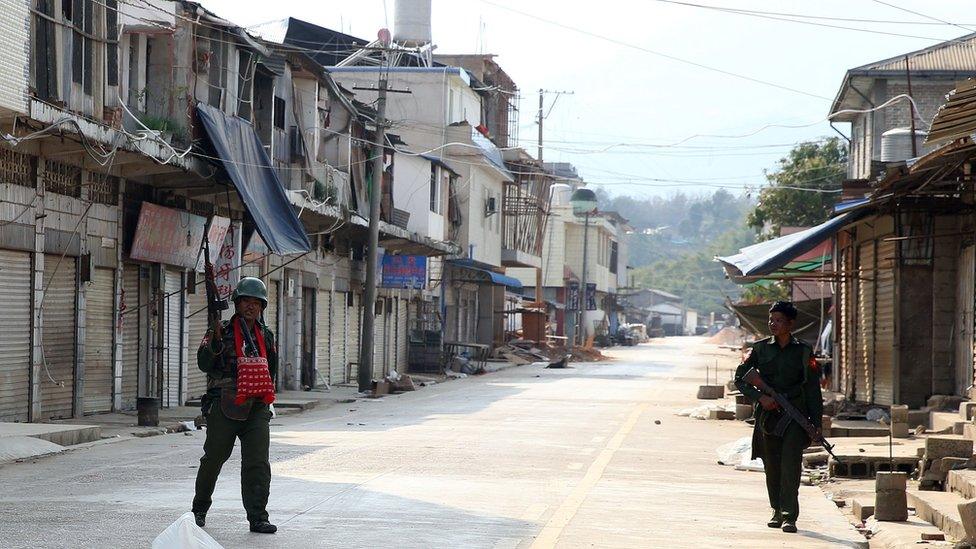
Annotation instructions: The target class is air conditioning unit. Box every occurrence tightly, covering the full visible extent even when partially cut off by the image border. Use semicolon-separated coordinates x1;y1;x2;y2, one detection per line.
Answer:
485;196;497;216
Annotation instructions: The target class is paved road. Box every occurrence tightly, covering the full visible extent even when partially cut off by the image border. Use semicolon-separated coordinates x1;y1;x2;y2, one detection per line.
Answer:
0;338;864;548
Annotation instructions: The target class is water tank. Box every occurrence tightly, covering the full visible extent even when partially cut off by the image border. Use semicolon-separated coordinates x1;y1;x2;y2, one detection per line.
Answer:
393;0;432;47
881;127;927;162
549;184;572;206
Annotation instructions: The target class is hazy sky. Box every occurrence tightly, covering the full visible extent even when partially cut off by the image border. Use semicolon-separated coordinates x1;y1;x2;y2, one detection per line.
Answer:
198;0;975;198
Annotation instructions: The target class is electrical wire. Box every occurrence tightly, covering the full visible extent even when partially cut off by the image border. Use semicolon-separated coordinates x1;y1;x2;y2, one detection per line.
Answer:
476;0;830;101
869;0;976;35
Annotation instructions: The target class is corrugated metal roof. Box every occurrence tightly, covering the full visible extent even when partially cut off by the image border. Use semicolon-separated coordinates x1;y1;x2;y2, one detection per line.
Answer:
926;79;976;145
854;32;976;72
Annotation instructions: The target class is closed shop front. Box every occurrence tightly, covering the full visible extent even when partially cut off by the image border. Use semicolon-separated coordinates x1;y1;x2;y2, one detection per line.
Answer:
265;280;279;339
119;265;142;410
41;255;77;419
315;289;332;385
0;250;32;422
873;240;896;405
83;267;115;414
185;286;209;401
373;298;387;379
348;293;361;383
958;245;975;396
162;268;183;407
856;242;875;403
330;291;347;383
397;297;408;372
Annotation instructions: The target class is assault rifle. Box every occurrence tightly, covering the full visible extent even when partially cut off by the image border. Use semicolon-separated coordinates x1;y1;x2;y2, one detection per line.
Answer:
742;367;842;464
202;218;228;341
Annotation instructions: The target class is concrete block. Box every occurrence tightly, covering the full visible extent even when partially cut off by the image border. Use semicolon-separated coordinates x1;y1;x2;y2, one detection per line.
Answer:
877;471;908;491
875;488;908;521
965;423;976;441
908;410;929;428
937;457;969;476
925;437;974;460
821;415;832;431
734;404;753;421
891;422;910;439
734;394;751;405
956;422;967;436
948;469;976;499
697;385;724;400
958;500;976;542
852;496;875;521
960;401;976;421
708;409;735;421
890;404;909;424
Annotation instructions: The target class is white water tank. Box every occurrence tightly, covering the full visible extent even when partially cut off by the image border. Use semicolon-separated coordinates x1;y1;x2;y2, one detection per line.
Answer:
549;184;572;207
394;0;432;47
881;127;927;162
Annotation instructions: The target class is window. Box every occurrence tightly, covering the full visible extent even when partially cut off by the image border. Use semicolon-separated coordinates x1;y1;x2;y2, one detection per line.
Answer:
106;0;119;87
273;96;286;130
429;165;440;213
32;0;58;101
609;241;618;274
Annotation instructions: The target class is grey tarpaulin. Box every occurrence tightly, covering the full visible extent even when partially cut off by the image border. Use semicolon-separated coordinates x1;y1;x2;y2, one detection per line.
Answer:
715;209;869;279
196;104;310;255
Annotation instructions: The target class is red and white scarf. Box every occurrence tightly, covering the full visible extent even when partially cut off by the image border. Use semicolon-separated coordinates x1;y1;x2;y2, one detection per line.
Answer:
233;317;276;406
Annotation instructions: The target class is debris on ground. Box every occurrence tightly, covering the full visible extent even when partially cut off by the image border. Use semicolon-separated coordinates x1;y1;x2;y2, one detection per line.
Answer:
678;403;734;420
716;436;753;466
705;326;749;346
493;340;551;365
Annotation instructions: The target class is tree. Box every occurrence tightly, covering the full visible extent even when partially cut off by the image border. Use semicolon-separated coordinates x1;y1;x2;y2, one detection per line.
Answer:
747;137;847;239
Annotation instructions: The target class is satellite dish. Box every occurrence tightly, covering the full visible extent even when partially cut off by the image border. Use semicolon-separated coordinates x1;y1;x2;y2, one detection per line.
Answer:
378;28;392;46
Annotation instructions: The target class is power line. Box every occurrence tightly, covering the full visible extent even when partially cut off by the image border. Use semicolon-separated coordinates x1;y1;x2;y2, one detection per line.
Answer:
869;0;976;35
476;0;831;101
651;0;961;41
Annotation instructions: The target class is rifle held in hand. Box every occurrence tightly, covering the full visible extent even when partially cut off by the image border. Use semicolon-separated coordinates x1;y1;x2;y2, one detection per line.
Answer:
742;367;842;464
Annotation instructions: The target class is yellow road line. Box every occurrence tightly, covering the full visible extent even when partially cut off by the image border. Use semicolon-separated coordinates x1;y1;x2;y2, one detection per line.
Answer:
530;402;648;548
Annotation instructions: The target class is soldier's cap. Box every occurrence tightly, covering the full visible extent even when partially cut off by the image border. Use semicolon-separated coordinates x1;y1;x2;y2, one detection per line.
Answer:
769;300;798;320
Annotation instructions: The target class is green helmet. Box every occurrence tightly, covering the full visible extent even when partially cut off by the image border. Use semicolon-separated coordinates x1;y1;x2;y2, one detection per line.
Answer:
231;277;268;308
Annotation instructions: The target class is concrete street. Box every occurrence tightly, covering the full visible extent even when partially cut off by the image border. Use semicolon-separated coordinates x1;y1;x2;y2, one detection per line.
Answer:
0;338;865;548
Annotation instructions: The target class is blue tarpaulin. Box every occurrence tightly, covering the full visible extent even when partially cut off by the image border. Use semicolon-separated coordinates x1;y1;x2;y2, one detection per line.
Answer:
196;104;311;255
716;209;870;279
448;259;523;291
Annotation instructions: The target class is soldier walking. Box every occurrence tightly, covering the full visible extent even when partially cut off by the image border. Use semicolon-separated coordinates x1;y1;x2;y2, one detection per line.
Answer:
191;277;279;534
734;301;823;534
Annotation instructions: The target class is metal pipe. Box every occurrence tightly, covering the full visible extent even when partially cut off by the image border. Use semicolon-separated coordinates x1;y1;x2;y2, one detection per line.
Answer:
578;212;590;346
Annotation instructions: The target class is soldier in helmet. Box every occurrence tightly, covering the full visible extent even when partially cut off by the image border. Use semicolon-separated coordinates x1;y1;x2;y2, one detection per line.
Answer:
191;277;279;534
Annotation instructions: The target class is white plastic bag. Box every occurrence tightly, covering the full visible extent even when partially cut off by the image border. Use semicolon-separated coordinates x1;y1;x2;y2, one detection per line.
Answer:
716;436;753;466
151;512;224;549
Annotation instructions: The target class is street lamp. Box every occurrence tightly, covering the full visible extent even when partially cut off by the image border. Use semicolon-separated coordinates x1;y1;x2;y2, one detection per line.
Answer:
570;188;598;347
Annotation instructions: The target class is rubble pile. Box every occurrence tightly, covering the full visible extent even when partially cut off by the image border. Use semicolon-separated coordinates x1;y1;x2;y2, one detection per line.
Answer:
705;326;749;346
493;340;551;365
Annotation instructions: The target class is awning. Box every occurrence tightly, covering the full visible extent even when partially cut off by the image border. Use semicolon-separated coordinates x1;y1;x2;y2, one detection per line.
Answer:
447;259;523;291
715;209;869;281
196;103;311;255
727;298;832;347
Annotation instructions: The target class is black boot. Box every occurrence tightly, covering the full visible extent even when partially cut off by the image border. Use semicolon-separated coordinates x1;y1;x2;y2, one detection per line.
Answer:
249;520;277;534
193;512;206;527
766;511;783;528
782;522;797;533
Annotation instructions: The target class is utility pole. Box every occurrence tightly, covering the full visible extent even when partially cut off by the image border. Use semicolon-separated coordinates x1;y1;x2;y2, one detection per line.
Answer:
578;212;590;346
359;32;390;393
537;89;544;163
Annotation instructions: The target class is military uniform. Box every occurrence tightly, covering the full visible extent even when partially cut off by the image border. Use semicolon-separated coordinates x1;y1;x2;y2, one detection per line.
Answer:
734;335;822;525
191;278;278;532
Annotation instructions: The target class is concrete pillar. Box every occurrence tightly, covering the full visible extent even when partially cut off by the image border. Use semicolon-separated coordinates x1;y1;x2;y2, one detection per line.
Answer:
29;161;46;422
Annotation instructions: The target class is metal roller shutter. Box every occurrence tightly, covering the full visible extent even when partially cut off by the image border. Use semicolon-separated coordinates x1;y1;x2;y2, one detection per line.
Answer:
373;298;386;379
348;293;360;383
315;289;332;385
959;245;975;396
857;243;875;403
330;292;347;383
163;268;183;407
83;268;115;414
265;280;278;340
873;239;896;405
838;245;853;398
120;266;140;410
397;297;408;373
0;250;32;422
185;287;209;401
41;255;77;419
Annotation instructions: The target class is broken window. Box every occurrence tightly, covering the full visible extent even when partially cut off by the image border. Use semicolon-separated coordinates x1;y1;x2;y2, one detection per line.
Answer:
897;210;934;266
31;0;58;101
273;96;286;130
237;50;253;119
106;0;118;87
